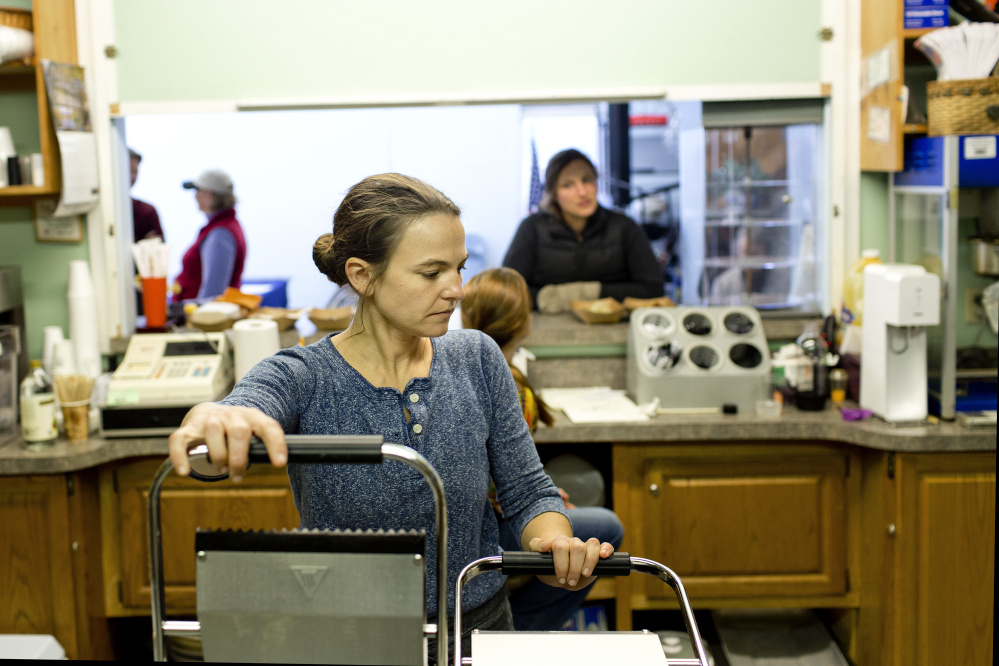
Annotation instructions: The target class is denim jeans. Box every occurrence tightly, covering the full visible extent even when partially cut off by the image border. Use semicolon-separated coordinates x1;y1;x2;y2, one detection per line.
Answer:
498;506;625;631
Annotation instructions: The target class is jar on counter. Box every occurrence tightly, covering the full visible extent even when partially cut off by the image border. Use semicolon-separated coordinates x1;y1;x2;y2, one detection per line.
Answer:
20;359;57;450
794;323;828;411
829;368;849;404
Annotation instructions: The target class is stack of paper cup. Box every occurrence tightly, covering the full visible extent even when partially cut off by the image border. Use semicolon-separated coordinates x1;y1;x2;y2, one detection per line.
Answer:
42;326;65;376
51;339;78;377
67;261;102;378
232;318;280;381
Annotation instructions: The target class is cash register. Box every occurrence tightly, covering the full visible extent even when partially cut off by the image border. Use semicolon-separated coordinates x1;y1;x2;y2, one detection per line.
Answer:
99;332;234;437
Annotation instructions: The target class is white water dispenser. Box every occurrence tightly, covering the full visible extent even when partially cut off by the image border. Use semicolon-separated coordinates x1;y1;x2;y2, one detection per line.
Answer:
859;263;940;423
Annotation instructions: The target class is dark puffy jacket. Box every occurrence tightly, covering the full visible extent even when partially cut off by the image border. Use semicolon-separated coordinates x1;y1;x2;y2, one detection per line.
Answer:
502;206;664;305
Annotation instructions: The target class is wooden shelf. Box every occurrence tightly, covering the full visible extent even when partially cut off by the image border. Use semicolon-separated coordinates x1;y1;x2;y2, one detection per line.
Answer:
0;184;58;198
903;27;941;40
0;58;37;78
904;123;929;134
0;1;77;207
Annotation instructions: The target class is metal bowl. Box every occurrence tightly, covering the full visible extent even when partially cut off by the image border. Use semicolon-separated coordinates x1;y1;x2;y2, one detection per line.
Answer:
971;238;999;277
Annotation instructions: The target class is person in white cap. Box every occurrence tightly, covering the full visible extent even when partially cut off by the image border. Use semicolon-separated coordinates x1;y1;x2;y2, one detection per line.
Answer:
173;169;247;302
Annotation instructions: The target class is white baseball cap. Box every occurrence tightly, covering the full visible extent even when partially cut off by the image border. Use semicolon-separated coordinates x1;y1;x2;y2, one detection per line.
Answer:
182;169;233;195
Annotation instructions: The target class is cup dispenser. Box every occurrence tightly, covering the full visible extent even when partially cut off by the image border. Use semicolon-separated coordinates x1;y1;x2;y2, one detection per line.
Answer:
627;306;772;413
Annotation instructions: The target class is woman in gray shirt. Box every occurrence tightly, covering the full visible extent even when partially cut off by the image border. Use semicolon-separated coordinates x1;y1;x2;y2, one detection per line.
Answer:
167;173;616;661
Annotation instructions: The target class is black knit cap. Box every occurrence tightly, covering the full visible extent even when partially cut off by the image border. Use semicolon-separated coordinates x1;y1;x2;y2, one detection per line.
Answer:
544;148;597;195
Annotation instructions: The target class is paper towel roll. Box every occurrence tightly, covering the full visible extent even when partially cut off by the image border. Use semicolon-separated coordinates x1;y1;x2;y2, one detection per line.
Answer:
67;260;101;378
232;318;280;381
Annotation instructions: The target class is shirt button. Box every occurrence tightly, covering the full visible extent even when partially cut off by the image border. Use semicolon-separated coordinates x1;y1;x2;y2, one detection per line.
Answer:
412;424;423;434
410;394;420;403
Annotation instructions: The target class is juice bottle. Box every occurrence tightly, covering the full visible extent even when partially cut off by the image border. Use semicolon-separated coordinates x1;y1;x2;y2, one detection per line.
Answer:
840;249;882;326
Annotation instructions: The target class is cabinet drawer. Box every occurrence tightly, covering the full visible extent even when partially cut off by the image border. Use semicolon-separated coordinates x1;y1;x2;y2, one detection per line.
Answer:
103;457;300;613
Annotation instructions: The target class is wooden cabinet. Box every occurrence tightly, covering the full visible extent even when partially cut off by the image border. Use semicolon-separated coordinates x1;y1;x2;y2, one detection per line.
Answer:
860;0;943;171
0;470;112;660
100;457;301;615
613;442;860;629
0;0;76;202
856;451;995;665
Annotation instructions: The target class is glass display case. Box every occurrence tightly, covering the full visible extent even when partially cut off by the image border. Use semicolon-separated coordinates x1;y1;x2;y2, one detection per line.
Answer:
891;135;960;420
680;111;823;312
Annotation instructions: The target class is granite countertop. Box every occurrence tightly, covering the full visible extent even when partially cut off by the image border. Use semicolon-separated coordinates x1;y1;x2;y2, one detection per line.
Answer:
1;404;993;476
532;404;996;452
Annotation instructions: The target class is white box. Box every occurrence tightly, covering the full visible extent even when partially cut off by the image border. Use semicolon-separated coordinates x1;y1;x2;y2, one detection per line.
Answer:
0;635;67;659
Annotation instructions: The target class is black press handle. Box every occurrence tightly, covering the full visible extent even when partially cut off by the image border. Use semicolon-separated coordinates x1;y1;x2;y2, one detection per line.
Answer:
248;435;385;464
501;552;632;576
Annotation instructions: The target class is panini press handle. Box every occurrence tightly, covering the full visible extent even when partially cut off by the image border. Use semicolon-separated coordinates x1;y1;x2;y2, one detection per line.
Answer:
247;436;384;464
501;552;632;576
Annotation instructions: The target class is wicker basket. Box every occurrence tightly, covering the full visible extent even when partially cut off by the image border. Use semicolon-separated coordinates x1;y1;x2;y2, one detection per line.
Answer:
926;77;999;136
0;6;32;32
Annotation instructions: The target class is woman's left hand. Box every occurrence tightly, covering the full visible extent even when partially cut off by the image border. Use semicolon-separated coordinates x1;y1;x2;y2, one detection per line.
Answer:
527;534;615;591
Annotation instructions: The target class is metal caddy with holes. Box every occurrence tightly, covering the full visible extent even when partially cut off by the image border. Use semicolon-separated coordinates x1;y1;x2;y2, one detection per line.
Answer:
148;435;451;665
454;554;710;666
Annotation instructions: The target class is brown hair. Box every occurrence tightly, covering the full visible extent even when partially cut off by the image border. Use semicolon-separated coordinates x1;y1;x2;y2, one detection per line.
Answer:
540;148;598;217
209;192;237;213
313;173;462;291
462;267;554;426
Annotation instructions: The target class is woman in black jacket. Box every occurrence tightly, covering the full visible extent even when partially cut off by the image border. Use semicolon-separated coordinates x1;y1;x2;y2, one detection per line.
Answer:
502;148;664;313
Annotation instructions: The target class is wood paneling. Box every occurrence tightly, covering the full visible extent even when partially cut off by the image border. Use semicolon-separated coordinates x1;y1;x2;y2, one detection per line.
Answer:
32;0;77;64
861;0;904;171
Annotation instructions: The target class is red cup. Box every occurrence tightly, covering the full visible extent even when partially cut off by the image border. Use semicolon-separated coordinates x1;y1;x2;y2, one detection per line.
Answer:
141;277;168;328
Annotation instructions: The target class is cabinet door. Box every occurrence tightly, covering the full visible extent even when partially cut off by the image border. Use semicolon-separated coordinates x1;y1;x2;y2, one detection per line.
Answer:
0;475;78;650
0;471;110;659
617;443;851;601
896;453;995;666
105;457;300;613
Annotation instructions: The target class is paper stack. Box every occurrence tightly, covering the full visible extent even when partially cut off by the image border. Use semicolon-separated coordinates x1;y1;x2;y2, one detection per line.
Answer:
915;22;999;80
539;387;649;424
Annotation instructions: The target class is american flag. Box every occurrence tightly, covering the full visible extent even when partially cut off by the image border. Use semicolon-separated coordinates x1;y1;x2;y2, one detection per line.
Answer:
528;139;543;214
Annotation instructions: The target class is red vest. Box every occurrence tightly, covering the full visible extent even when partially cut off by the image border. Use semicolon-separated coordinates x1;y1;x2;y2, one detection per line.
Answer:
173;208;247;301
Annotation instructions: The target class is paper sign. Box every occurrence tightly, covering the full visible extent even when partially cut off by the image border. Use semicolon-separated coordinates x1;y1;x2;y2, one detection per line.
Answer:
52;131;100;216
867;106;892;144
41;60;99;216
964;136;997;160
865;46;892;93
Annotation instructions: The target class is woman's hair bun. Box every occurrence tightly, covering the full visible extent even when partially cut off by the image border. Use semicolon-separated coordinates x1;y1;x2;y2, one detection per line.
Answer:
313;232;345;285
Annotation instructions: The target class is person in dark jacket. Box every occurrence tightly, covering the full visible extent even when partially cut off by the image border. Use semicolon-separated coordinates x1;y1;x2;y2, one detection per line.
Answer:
129;149;164;242
172;169;247;302
129;148;164;316
502;148;664;313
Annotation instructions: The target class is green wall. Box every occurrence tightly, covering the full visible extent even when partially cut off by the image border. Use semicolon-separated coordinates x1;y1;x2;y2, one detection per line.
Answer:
113;0;823;104
0;209;90;362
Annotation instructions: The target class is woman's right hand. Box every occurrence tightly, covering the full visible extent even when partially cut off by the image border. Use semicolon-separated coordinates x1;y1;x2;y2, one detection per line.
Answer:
167;402;288;482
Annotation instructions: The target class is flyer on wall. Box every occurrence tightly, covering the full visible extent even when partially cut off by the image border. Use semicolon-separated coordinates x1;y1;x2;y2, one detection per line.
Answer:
41;59;99;217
